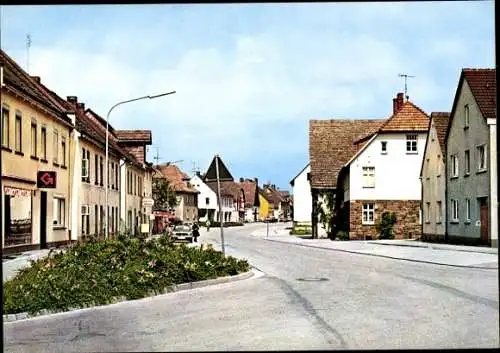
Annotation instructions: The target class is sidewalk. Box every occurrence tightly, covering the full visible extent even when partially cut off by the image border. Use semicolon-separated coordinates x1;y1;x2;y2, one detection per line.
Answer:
2;249;52;283
253;225;498;269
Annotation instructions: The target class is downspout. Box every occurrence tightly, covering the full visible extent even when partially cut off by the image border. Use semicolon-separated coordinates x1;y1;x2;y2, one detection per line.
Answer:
70;116;80;242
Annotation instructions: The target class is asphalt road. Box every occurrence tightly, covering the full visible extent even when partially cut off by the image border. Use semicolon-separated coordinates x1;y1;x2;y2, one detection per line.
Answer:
4;223;499;351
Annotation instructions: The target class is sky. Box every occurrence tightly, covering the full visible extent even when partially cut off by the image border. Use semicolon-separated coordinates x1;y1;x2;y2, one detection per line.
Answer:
0;2;495;191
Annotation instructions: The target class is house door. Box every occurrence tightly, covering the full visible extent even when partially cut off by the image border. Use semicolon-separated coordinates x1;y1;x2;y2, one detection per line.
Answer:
40;191;48;249
479;198;488;245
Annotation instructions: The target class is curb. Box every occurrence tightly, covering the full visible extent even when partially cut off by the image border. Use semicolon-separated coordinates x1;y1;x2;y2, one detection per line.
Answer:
3;269;256;323
262;238;498;270
368;241;498;255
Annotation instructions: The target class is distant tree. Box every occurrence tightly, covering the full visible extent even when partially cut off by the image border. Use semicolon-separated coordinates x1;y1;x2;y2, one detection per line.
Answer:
152;177;178;210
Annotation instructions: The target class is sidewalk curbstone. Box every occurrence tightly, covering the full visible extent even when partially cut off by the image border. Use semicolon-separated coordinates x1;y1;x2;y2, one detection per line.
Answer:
2;269;256;324
368;241;498;254
262;238;498;270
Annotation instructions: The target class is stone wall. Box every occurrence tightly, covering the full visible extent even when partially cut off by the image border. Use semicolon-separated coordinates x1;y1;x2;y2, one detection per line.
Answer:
349;200;421;240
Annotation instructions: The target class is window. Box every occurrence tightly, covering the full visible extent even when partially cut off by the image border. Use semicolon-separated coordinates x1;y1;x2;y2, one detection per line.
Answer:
465;199;471;222
53;197;66;226
41;126;47;159
61;136;66;167
406;134;418;153
111;163;115;189
437;155;442;176
464;150;470;175
436;201;442;223
425;202;430;223
206;197;210;205
450;155;458;177
381;141;387;154
477;145;486;171
95;155;99;185
30;120;37;157
362;166;375;188
82;148;89;181
464;104;469;128
451;199;459;222
1;106;9;148
81;205;90;236
99;156;104;186
15;112;22;153
53;129;59;164
94;205;98;235
115;164;119;191
362;203;375;225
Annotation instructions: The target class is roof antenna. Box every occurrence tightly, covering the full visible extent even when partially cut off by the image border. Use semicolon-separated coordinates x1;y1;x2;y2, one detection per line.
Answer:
153;146;161;164
26;34;32;74
398;73;415;100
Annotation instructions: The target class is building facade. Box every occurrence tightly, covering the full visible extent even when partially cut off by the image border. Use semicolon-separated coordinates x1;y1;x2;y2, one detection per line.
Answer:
290;163;312;225
420;112;450;241
445;68;497;247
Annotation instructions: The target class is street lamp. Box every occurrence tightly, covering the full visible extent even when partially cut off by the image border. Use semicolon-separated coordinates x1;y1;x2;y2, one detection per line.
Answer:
104;90;176;240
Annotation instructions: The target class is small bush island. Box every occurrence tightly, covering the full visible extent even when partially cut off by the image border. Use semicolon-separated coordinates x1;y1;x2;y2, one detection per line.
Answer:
3;236;250;315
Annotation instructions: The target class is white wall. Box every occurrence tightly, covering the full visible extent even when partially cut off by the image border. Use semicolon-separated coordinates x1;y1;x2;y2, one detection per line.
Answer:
488;120;498;245
349;132;426;201
292;164;312;223
190;175;218;212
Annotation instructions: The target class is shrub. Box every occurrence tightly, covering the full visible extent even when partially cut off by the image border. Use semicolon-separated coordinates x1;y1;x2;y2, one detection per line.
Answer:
377;211;397;239
3;236;250;315
290;226;312;235
334;230;349;241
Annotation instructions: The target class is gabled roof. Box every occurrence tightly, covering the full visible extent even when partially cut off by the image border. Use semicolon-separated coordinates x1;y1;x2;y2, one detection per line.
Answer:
0;49;71;124
258;187;273;203
376;100;430;133
419;112;450;177
239;180;259;207
309;119;384;188
206;180;242;199
290;163;310;186
115;130;152;144
156;164;198;194
445;68;496;144
204;155;234;182
463;68;496;120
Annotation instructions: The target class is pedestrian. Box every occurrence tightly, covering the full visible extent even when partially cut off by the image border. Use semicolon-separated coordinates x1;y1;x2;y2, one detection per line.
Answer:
192;222;200;242
206;219;211;232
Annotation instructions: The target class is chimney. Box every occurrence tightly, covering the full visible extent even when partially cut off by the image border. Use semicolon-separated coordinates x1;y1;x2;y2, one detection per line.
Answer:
196;171;201;177
239;177;244;182
67;96;78;105
78;102;85;110
393;93;404;114
31;76;41;84
254;177;258;185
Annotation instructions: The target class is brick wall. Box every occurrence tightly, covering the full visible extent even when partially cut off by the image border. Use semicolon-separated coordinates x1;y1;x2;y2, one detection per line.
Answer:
349;200;421;240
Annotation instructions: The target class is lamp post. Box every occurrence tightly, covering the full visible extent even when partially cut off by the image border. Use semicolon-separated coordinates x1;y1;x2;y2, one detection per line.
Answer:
104;91;176;240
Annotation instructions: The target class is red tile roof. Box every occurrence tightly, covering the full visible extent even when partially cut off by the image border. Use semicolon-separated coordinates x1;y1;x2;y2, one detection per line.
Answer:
309;119;384;188
115;130;152;144
377;100;430;133
431;112;450;153
206;181;242;200
463;68;496;120
156;164;198;194
0;49;71;123
239;180;259;207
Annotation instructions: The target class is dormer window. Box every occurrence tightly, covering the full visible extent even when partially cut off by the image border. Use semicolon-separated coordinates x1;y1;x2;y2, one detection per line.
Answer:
380;141;387;154
464;104;469;129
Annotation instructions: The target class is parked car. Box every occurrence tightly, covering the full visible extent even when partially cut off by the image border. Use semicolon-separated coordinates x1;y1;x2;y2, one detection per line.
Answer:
171;224;194;243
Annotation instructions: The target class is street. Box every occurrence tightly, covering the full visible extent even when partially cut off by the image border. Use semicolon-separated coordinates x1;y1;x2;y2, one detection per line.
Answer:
3;223;499;351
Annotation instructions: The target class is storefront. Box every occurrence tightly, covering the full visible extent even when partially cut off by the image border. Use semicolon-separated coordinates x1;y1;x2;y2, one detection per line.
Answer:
3;186;33;248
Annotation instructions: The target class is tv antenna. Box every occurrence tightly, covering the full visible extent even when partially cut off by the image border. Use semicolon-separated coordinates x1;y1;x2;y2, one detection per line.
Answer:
398;73;415;100
26;34;32;74
153;146;161;164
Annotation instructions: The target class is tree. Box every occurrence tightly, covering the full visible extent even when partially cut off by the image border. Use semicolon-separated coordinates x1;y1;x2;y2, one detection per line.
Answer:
152;177;178;211
317;191;335;238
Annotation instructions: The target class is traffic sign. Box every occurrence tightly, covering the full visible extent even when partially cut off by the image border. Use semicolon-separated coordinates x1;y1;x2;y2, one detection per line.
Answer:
142;198;154;207
37;171;57;188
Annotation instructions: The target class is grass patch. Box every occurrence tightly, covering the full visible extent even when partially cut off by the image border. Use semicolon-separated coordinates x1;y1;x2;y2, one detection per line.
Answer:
3;236;250;315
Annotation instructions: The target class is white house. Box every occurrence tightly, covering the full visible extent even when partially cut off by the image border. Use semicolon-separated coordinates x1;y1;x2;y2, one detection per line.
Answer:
190;172;218;222
290;163;312;225
336;93;429;239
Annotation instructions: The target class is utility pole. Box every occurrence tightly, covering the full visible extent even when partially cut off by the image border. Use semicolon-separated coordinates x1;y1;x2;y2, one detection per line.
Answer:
398;73;415;100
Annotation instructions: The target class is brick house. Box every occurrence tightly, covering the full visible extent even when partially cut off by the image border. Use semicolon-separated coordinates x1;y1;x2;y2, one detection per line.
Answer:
309;93;429;239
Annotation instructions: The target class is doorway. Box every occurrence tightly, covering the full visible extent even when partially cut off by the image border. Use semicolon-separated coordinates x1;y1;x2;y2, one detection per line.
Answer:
40;191;47;249
478;197;489;245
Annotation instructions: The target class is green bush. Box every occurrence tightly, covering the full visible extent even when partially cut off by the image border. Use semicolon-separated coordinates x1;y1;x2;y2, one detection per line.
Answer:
209;221;244;228
377;211;397;239
3;236;250;316
334;230;349;241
